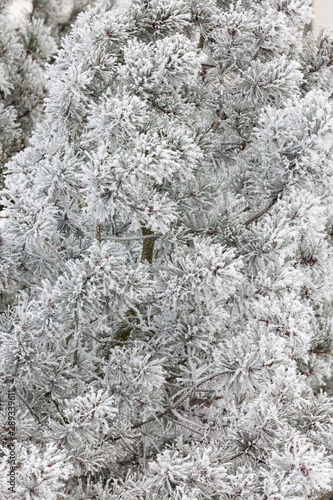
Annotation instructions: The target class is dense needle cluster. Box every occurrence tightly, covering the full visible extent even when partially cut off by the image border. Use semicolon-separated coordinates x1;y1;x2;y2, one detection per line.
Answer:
1;0;333;498
0;0;114;187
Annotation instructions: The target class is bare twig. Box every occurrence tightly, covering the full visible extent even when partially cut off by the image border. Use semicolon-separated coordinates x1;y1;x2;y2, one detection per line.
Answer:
198;33;205;50
244;197;278;228
165;416;206;437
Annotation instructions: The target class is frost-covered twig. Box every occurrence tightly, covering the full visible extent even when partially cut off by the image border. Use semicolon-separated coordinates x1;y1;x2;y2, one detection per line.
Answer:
103;234;157;242
109;370;227;442
165;415;206;437
15;391;41;424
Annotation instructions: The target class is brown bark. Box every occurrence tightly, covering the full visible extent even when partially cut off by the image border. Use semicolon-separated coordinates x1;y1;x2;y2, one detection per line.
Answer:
141;226;156;264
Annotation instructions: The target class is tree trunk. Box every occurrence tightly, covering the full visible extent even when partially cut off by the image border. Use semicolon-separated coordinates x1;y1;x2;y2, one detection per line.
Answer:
141;226;156;264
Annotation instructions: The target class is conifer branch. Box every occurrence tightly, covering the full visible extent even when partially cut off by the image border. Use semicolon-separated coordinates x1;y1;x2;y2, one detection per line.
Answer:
108;370;227;442
111;225;156;344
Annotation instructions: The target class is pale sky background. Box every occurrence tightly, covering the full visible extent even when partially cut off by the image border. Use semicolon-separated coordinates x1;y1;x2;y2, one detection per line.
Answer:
313;0;333;31
9;0;30;18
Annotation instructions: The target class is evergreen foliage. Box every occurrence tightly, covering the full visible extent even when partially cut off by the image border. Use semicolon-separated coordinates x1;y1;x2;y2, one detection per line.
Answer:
1;0;333;498
0;0;55;180
0;0;114;188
